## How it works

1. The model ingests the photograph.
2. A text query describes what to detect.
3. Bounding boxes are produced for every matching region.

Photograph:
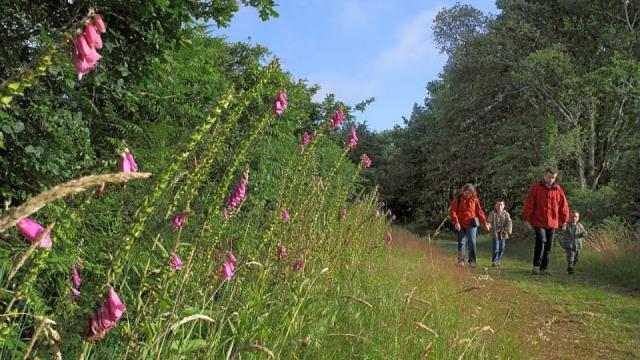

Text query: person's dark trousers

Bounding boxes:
[533,227,555,270]
[563,246,580,267]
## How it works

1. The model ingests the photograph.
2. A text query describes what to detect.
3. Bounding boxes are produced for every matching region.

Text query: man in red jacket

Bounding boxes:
[522,167,570,275]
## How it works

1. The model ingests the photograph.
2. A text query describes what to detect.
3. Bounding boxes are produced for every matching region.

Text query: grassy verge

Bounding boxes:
[433,228,640,359]
[310,227,521,359]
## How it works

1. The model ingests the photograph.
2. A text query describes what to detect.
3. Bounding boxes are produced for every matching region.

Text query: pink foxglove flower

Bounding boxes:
[273,89,288,115]
[331,108,345,129]
[278,245,287,260]
[76,34,93,58]
[349,127,358,149]
[94,15,106,33]
[170,252,183,271]
[73,51,94,81]
[220,261,235,280]
[84,22,103,49]
[75,33,102,65]
[16,217,52,248]
[302,133,312,146]
[119,153,131,173]
[72,16,105,81]
[281,207,290,222]
[226,251,237,264]
[223,208,229,220]
[227,171,249,208]
[87,288,126,341]
[301,132,312,152]
[293,260,304,272]
[172,212,188,229]
[124,148,138,172]
[385,232,393,244]
[72,266,82,289]
[340,209,347,220]
[360,154,372,168]
[71,288,81,297]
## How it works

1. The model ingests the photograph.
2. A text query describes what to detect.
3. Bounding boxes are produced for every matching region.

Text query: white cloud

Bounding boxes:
[372,6,445,72]
[305,71,380,103]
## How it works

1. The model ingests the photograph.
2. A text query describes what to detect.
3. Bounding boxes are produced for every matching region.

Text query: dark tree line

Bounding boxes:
[360,1,640,232]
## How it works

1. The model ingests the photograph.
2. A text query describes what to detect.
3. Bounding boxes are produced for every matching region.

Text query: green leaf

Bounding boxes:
[6,82,20,93]
[184,339,209,353]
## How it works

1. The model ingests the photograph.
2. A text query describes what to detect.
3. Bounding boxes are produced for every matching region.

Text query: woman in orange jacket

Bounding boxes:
[450,183,490,268]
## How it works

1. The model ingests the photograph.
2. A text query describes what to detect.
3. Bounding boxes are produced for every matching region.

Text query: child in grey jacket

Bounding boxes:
[488,200,512,266]
[561,211,587,275]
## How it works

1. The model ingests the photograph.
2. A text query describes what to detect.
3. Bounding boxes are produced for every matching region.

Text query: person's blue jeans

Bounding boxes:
[492,238,506,263]
[457,227,478,264]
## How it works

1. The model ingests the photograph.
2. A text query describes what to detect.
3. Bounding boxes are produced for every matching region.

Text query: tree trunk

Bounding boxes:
[587,114,596,183]
[577,156,587,188]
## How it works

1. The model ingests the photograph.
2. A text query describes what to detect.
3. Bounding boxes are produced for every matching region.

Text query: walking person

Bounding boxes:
[450,183,490,268]
[487,200,512,267]
[561,211,586,275]
[522,167,570,275]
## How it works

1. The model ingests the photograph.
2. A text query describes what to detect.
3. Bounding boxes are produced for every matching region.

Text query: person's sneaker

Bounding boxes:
[541,269,552,275]
[567,267,574,275]
[469,262,477,269]
[491,261,498,267]
[532,266,541,275]
[458,260,465,267]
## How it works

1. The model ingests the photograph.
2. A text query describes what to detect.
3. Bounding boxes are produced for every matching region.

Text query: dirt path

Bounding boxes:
[395,230,639,359]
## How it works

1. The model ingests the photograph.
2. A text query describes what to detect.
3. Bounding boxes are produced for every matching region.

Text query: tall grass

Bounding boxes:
[581,219,640,290]
[0,60,392,359]
[499,219,640,291]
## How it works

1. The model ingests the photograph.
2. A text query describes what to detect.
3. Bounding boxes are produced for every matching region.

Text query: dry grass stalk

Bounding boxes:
[0,172,152,231]
[574,311,596,317]
[403,287,418,321]
[409,296,431,306]
[421,342,433,359]
[22,316,48,360]
[415,322,439,337]
[503,306,512,325]
[469,325,495,334]
[341,295,373,308]
[419,309,432,323]
[169,314,215,332]
[43,325,62,360]
[5,222,55,284]
[236,344,275,358]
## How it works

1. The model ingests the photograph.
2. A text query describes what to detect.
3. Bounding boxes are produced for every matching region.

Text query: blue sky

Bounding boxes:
[212,1,499,131]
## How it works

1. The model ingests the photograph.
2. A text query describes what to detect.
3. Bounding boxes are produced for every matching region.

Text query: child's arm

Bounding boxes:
[577,223,587,239]
[506,213,513,235]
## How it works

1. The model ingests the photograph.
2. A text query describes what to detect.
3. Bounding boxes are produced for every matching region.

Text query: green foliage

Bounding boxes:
[368,1,640,229]
[0,1,278,204]
[0,14,394,358]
